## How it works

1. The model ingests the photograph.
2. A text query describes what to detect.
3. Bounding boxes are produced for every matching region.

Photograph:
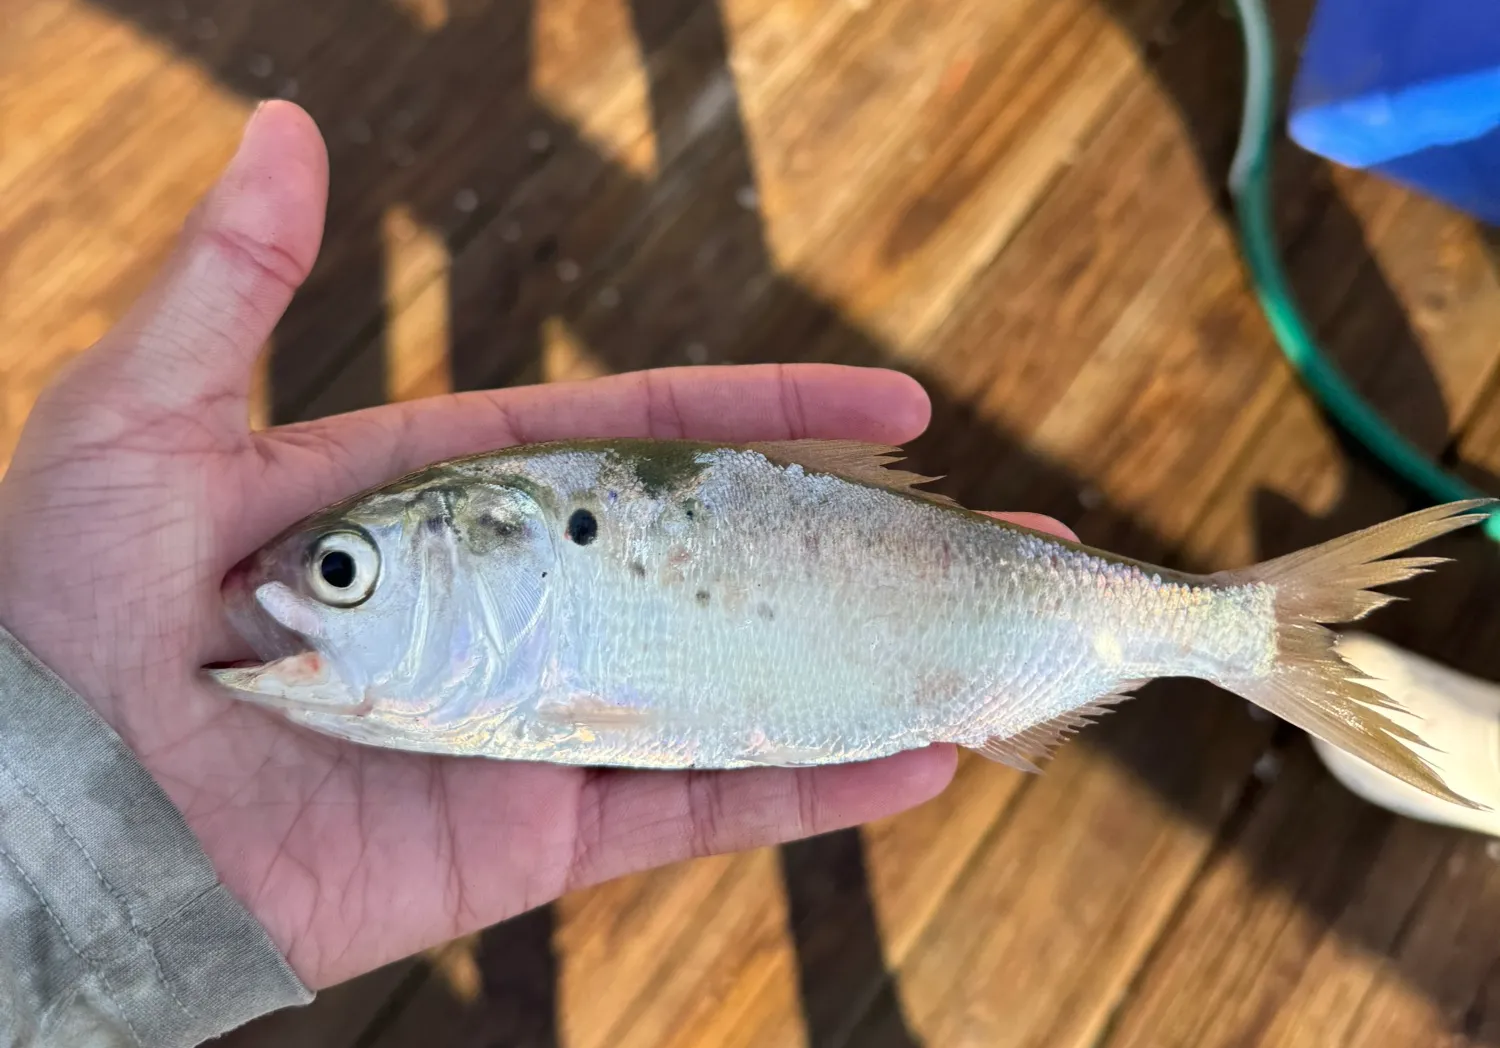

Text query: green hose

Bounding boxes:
[1227,0,1500,541]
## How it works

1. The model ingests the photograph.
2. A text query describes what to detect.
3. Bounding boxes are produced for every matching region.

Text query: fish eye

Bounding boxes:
[321,551,355,588]
[307,531,380,607]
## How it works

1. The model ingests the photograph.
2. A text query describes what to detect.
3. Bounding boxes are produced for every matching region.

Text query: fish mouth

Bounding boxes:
[204,561,369,717]
[205,653,369,716]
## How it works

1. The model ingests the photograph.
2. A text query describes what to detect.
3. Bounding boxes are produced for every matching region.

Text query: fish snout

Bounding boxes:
[219,554,309,661]
[221,558,253,602]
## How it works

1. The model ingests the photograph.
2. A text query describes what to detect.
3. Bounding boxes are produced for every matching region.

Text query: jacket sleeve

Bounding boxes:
[0,625,313,1047]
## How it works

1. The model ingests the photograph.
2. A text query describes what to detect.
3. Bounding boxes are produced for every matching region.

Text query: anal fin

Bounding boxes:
[968,690,1141,773]
[737,741,839,767]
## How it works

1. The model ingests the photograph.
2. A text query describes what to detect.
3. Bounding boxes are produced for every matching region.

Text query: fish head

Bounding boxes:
[208,472,559,744]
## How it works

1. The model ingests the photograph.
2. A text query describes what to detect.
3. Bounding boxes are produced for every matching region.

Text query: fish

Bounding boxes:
[206,437,1496,807]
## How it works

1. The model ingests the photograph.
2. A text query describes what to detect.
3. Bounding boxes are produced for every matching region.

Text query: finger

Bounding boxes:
[58,101,327,433]
[564,745,957,893]
[246,364,932,538]
[266,362,931,478]
[982,510,1078,542]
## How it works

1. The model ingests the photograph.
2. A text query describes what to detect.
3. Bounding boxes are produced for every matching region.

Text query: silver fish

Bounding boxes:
[207,438,1494,807]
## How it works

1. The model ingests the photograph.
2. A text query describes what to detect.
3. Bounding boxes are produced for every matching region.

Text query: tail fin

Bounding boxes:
[1217,499,1497,810]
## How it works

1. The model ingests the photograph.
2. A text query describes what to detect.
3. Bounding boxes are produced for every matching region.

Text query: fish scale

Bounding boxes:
[207,438,1496,808]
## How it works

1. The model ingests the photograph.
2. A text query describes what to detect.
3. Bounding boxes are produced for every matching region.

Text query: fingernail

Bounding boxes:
[228,101,276,158]
[188,102,272,232]
[239,101,271,147]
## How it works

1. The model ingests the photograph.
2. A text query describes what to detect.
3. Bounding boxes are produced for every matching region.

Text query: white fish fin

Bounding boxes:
[537,695,659,729]
[1216,499,1497,810]
[744,440,959,507]
[969,695,1133,772]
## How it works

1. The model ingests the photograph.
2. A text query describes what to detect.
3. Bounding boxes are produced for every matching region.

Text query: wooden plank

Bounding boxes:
[289,0,1030,1033]
[0,38,428,1048]
[1097,751,1500,1048]
[1331,834,1500,1048]
[207,960,419,1048]
[789,1,1500,1044]
[332,0,1224,1041]
[300,0,1175,413]
[289,0,759,416]
[365,852,780,1048]
[356,906,571,1048]
[549,0,1188,385]
[10,0,1500,1046]
[1094,139,1500,1048]
[360,2,1452,1043]
[769,0,1182,351]
[865,690,1263,1048]
[0,0,254,467]
[351,0,1116,1031]
[0,1,172,203]
[539,1,1384,1044]
[1185,178,1500,572]
[696,0,1283,1040]
[0,203,142,467]
[1241,824,1454,1048]
[535,4,1268,1047]
[1097,745,1438,1048]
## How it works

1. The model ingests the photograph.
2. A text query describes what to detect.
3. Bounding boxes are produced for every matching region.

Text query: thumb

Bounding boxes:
[58,101,328,435]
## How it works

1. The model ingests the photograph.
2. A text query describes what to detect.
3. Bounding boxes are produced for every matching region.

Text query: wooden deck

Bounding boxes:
[8,0,1500,1044]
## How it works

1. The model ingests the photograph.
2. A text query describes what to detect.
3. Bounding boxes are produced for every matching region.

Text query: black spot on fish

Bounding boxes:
[695,589,711,605]
[566,509,598,546]
[757,603,775,621]
[424,515,449,534]
[630,560,647,578]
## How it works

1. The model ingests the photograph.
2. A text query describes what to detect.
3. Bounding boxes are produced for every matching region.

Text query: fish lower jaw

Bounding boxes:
[203,650,370,716]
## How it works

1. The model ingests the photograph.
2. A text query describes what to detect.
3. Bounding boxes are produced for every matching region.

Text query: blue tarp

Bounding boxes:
[1289,0,1500,224]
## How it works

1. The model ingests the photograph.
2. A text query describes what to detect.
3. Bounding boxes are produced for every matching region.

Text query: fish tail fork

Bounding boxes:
[1215,499,1498,811]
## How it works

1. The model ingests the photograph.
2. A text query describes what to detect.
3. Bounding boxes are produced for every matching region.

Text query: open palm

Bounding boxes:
[0,102,1067,990]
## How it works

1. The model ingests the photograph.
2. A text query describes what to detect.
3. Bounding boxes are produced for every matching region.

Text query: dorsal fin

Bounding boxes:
[744,439,959,507]
[969,688,1144,772]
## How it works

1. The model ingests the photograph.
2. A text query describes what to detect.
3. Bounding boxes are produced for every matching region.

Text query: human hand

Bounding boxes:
[0,101,1075,989]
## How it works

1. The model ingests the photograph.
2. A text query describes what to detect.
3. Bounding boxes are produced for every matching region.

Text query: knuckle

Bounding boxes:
[202,224,311,300]
[641,370,688,439]
[684,771,724,858]
[565,773,614,892]
[792,769,823,838]
[775,363,808,439]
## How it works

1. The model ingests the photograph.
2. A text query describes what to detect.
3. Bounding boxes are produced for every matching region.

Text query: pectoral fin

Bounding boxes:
[536,695,661,730]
